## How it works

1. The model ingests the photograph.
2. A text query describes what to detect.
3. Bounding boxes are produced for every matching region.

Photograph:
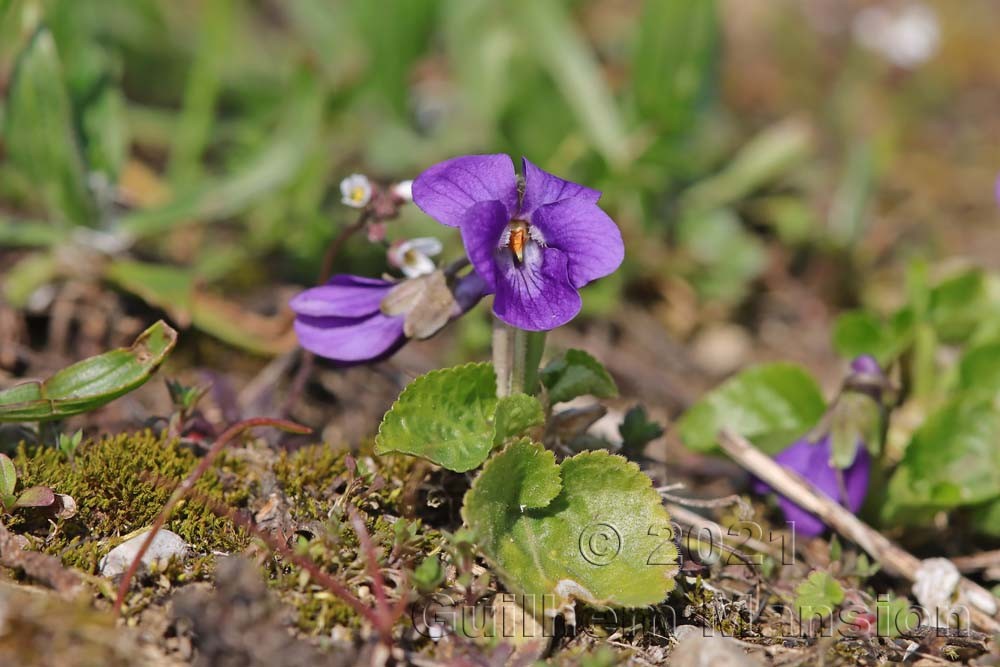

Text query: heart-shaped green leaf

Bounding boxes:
[15,485,55,508]
[376,363,543,472]
[0,320,177,422]
[462,440,678,612]
[678,362,826,454]
[541,349,618,404]
[0,453,16,497]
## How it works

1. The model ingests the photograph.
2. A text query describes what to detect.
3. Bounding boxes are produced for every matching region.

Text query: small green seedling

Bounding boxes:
[0,452,55,513]
[57,429,83,461]
[166,379,209,416]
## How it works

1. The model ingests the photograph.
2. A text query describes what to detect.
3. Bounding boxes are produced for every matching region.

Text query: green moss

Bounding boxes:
[13,430,249,572]
[682,576,757,639]
[268,442,449,635]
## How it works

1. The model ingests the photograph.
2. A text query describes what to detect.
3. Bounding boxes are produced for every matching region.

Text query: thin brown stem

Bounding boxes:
[318,212,369,284]
[112,417,310,616]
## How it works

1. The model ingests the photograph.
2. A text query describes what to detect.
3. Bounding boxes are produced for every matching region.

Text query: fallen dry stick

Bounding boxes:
[718,428,1000,634]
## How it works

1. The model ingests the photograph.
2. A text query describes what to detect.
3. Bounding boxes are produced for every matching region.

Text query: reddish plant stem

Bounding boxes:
[199,491,392,638]
[112,417,310,616]
[318,211,370,284]
[348,505,391,620]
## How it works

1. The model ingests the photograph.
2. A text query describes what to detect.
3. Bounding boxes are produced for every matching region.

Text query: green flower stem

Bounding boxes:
[522,330,547,395]
[492,319,546,397]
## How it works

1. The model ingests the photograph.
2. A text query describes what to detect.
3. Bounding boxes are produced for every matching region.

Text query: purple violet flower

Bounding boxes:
[412,154,624,331]
[754,355,887,537]
[291,271,487,365]
[753,435,871,537]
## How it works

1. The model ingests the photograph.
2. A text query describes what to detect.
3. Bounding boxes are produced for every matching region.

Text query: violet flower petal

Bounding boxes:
[760,435,871,538]
[289,275,392,318]
[452,270,491,312]
[412,154,519,227]
[493,244,582,331]
[530,197,625,289]
[752,437,814,496]
[458,199,509,290]
[519,157,601,217]
[293,313,405,364]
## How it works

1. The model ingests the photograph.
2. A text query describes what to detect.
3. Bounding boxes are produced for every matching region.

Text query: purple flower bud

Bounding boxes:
[412,154,623,331]
[850,354,882,376]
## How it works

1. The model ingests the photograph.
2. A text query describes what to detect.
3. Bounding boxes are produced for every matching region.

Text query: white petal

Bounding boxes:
[403,237,443,257]
[340,173,372,208]
[391,179,414,202]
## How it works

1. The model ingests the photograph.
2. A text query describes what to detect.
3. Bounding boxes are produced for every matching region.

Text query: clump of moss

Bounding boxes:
[681,576,757,639]
[273,440,414,523]
[269,442,449,636]
[13,430,250,571]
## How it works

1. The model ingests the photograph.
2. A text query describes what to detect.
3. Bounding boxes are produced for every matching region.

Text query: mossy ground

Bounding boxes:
[4,430,450,637]
[12,431,250,573]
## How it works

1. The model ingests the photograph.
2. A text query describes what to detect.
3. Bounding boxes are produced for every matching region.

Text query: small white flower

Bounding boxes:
[340,173,373,208]
[391,179,413,202]
[852,3,940,69]
[388,237,443,278]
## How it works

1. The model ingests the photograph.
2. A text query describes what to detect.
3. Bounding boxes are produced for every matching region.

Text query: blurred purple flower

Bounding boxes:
[754,355,887,537]
[753,435,870,537]
[412,154,623,331]
[291,271,487,365]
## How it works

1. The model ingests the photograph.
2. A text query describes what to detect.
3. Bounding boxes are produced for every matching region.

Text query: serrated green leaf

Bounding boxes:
[462,441,678,612]
[493,394,544,447]
[376,363,542,472]
[0,453,16,497]
[15,485,54,508]
[0,320,177,421]
[794,571,844,621]
[883,396,1000,523]
[541,349,618,405]
[678,362,826,454]
[4,28,96,226]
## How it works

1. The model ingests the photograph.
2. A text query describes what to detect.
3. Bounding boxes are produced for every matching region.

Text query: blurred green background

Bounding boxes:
[1,0,998,372]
